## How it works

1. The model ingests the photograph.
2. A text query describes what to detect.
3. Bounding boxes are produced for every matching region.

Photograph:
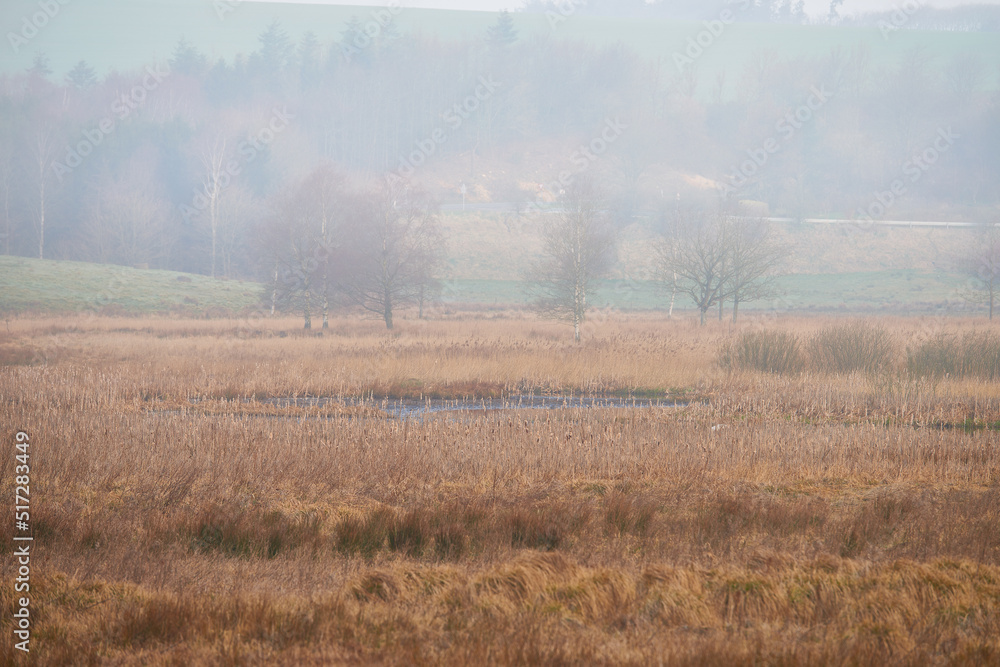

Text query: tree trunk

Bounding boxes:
[2,174,10,255]
[207,176,218,277]
[700,308,706,326]
[270,264,278,316]
[37,180,45,260]
[303,287,312,329]
[383,291,393,330]
[574,245,583,342]
[210,213,217,278]
[202,137,227,279]
[718,297,724,321]
[732,297,740,323]
[668,273,677,318]
[322,286,329,329]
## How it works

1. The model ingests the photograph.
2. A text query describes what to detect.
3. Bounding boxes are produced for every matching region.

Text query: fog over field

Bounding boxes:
[1,0,999,323]
[2,2,1000,665]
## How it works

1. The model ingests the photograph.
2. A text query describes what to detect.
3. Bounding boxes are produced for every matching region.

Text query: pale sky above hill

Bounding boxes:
[246,0,1000,17]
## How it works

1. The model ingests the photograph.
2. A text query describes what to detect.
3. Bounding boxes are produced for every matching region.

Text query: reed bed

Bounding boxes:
[0,313,998,664]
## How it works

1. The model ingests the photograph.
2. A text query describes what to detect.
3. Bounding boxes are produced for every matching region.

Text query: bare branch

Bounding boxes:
[526,178,616,341]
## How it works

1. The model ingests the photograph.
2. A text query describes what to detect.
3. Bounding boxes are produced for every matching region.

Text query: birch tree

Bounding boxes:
[260,185,321,329]
[194,132,229,277]
[30,130,57,259]
[527,180,616,342]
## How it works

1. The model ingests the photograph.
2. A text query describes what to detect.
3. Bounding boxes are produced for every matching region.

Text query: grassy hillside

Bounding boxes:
[4,0,997,93]
[0,256,263,315]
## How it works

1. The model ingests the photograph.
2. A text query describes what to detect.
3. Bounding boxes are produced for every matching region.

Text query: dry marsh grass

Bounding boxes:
[908,331,1000,381]
[1,313,999,664]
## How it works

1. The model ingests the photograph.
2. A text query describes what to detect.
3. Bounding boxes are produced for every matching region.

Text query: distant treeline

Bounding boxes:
[524,0,1000,30]
[0,11,996,281]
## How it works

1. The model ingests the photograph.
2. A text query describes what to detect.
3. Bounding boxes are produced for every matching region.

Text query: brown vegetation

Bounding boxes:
[1,313,998,664]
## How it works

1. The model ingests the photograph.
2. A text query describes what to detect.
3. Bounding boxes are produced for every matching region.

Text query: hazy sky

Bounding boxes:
[247,0,1000,16]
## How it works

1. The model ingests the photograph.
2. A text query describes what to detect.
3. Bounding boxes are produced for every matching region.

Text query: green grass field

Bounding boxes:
[4,0,997,95]
[0,256,263,315]
[1,248,984,319]
[437,270,974,315]
[775,269,972,312]
[0,255,978,318]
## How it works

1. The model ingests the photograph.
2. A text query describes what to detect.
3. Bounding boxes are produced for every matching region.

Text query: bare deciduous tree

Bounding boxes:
[301,164,348,329]
[657,209,730,326]
[215,185,259,279]
[527,180,616,342]
[657,205,787,325]
[257,166,352,329]
[83,159,171,267]
[260,184,324,329]
[724,216,787,322]
[343,178,442,330]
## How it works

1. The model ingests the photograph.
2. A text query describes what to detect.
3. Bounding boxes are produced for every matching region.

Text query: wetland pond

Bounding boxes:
[260,395,694,419]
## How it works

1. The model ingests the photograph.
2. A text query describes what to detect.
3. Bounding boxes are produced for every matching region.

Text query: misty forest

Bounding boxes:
[2,1,1000,328]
